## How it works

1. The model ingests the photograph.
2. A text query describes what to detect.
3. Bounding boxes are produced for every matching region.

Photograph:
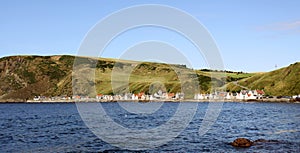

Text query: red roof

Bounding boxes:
[256,90,265,95]
[168,93,175,97]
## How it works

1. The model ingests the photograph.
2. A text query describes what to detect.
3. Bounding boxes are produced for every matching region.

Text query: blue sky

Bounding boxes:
[0,0,299,72]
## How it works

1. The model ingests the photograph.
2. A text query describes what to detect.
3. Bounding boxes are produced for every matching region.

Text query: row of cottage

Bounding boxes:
[95,92,185,101]
[33,92,184,101]
[33,89,266,101]
[194,90,265,100]
[95,90,265,101]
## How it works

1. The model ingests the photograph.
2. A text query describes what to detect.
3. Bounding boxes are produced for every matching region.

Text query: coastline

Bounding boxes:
[0,98,298,103]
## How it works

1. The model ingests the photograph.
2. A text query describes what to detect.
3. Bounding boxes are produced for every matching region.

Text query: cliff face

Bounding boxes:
[1,55,297,101]
[0,55,217,101]
[0,55,74,101]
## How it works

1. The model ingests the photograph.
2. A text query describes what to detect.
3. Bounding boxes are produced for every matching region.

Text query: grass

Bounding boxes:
[225,62,300,96]
[1,55,297,100]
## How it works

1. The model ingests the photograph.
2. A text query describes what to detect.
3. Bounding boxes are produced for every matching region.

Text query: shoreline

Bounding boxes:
[0,98,298,103]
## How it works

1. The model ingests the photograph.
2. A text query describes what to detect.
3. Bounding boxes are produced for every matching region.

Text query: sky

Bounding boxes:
[0,0,299,72]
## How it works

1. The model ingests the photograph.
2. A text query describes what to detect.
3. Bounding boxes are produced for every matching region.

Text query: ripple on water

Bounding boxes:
[0,102,299,152]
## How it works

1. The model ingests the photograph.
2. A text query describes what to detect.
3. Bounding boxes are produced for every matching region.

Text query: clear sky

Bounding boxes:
[0,0,299,72]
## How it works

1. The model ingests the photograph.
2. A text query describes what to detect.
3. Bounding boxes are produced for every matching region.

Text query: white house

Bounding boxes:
[226,93,231,100]
[246,90,257,100]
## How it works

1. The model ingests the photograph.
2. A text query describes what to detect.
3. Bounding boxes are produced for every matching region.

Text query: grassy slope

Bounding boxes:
[0,55,297,101]
[196,70,255,81]
[0,55,226,100]
[0,55,74,100]
[226,62,300,96]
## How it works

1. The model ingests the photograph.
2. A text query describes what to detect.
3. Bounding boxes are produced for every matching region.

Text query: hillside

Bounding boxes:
[0,55,227,101]
[226,62,300,96]
[0,56,73,101]
[1,55,297,101]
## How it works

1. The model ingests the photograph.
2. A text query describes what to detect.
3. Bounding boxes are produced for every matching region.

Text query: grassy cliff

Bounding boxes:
[226,62,300,96]
[0,55,73,101]
[0,55,226,101]
[0,55,297,101]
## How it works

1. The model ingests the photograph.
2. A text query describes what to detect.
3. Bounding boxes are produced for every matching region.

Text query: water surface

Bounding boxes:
[0,102,299,152]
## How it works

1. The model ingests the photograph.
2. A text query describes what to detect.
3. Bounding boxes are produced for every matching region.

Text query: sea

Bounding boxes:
[0,102,299,152]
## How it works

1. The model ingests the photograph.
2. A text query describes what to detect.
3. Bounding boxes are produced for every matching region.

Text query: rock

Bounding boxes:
[230,138,281,148]
[231,138,253,148]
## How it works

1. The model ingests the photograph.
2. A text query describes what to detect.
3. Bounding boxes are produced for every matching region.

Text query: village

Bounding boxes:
[30,89,300,102]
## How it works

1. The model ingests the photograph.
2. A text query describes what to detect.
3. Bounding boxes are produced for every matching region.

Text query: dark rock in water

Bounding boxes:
[230,138,281,148]
[230,138,253,148]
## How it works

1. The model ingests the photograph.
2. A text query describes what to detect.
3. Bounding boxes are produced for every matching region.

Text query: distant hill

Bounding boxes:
[0,55,297,101]
[0,55,73,101]
[226,62,300,96]
[0,55,226,101]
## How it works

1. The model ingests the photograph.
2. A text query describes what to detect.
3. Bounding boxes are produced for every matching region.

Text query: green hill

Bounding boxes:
[0,55,297,101]
[226,62,300,96]
[0,55,227,101]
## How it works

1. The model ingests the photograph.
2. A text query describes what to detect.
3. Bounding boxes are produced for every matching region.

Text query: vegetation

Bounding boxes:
[22,69,36,84]
[226,62,300,96]
[0,55,298,101]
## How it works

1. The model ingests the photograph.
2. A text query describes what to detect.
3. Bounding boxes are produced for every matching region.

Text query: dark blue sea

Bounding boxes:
[0,102,299,152]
